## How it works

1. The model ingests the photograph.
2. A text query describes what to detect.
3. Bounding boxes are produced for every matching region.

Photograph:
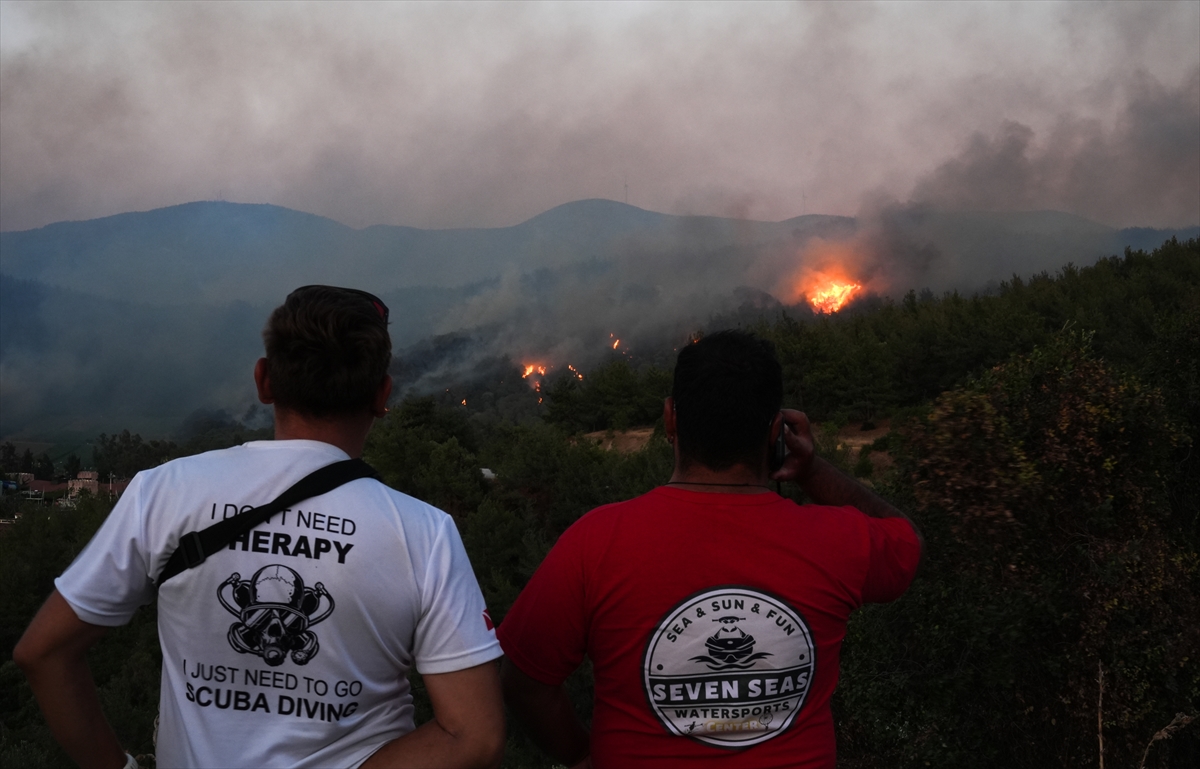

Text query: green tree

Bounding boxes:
[31,453,54,481]
[835,332,1199,768]
[365,397,486,517]
[0,495,161,769]
[544,360,671,433]
[94,430,177,479]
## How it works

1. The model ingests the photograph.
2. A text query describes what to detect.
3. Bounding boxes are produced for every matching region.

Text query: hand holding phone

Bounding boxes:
[770,409,815,482]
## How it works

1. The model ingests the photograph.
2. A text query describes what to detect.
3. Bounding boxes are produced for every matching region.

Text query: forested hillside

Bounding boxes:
[5,199,1195,441]
[2,238,1197,767]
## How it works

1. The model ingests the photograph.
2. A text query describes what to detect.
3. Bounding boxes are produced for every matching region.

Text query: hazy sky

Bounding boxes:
[1,1,1197,232]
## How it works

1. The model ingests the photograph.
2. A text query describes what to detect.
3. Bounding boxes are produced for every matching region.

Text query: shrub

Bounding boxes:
[836,332,1199,767]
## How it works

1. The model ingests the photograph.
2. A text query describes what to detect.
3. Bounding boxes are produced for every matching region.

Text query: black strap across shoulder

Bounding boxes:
[156,458,379,588]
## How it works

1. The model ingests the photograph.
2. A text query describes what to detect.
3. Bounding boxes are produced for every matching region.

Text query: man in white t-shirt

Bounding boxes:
[15,286,505,768]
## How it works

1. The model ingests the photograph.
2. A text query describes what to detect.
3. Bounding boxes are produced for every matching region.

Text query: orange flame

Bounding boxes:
[521,362,552,393]
[521,361,584,391]
[785,239,867,313]
[613,339,620,349]
[807,279,862,313]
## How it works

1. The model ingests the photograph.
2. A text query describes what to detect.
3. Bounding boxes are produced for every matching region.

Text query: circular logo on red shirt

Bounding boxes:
[642,587,815,747]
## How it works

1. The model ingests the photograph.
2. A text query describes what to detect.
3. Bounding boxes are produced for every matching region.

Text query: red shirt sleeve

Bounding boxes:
[497,518,591,685]
[859,516,922,604]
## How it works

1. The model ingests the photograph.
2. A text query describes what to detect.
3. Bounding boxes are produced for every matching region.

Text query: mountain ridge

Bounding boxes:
[7,198,1186,308]
[0,199,855,304]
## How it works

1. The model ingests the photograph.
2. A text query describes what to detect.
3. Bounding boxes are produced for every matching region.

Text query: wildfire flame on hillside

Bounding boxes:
[785,239,870,314]
[806,277,863,313]
[519,343,599,395]
[520,361,583,394]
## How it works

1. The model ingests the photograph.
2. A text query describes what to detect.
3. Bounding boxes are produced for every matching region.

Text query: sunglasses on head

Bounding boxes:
[290,285,389,324]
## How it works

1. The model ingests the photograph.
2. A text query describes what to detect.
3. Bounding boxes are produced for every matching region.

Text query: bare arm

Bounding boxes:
[361,660,505,769]
[500,657,591,769]
[13,590,128,769]
[772,409,923,552]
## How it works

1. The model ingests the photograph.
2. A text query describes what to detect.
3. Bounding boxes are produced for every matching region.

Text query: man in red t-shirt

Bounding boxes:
[498,330,923,768]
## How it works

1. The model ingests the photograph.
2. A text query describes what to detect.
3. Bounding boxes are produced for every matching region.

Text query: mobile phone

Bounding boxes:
[770,413,788,472]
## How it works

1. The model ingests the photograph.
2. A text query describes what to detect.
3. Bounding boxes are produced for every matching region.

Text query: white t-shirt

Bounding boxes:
[56,439,502,768]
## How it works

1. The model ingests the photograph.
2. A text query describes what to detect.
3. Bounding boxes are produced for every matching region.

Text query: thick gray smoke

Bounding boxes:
[396,215,853,395]
[909,68,1200,228]
[791,66,1200,296]
[2,2,1197,231]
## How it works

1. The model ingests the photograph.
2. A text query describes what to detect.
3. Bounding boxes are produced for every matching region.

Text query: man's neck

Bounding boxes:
[667,462,771,494]
[272,408,373,458]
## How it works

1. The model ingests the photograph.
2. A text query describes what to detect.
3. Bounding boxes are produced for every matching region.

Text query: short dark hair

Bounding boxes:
[672,330,783,470]
[263,286,392,418]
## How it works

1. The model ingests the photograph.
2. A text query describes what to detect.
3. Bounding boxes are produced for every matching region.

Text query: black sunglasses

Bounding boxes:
[290,285,389,324]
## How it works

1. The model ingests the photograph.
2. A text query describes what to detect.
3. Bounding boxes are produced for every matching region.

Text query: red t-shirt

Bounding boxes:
[497,486,921,768]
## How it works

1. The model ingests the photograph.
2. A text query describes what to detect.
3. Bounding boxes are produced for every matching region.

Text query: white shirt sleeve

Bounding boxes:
[55,473,156,626]
[411,514,502,674]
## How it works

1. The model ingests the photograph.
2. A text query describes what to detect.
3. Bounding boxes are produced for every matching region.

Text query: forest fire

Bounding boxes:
[806,278,863,313]
[517,352,590,400]
[520,361,582,396]
[785,239,869,314]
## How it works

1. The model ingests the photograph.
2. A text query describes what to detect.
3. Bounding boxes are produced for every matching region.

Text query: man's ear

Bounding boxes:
[662,397,676,443]
[372,375,393,418]
[254,359,274,404]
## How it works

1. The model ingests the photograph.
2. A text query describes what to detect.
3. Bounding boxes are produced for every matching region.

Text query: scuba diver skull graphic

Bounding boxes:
[217,565,335,666]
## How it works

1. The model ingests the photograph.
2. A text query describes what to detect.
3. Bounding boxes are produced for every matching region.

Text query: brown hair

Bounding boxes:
[263,286,392,418]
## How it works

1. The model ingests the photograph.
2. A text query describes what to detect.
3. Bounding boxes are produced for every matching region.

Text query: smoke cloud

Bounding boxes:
[2,1,1197,232]
[909,69,1200,226]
